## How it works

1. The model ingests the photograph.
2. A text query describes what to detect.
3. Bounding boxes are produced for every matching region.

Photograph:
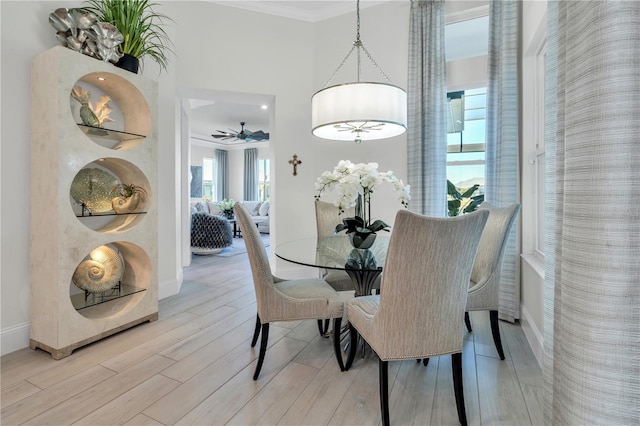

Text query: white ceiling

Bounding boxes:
[207,0,388,23]
[190,1,488,147]
[189,100,271,146]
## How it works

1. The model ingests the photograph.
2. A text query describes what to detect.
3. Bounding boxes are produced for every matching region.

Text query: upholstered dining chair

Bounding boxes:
[464,202,521,360]
[315,200,356,292]
[345,209,489,426]
[234,203,346,380]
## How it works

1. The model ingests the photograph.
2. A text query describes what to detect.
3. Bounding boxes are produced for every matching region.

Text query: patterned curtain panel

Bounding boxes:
[243,148,258,201]
[215,149,228,201]
[544,1,640,424]
[407,0,447,217]
[485,0,520,322]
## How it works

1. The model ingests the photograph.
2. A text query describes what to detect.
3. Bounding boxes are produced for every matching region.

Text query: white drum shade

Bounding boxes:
[312,82,407,142]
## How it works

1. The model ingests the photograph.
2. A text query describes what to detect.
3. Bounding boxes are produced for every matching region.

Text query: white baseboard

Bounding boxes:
[520,302,544,369]
[159,271,183,300]
[1,321,30,356]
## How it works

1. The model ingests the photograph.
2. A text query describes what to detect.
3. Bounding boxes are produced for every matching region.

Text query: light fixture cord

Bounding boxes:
[322,0,393,87]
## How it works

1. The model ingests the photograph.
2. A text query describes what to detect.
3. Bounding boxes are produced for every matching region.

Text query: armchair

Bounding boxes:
[190,211,233,255]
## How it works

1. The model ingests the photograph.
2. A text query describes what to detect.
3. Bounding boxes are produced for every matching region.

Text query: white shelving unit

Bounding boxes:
[30,46,158,359]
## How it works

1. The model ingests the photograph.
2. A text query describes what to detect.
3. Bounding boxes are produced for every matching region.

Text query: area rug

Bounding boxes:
[213,234,270,257]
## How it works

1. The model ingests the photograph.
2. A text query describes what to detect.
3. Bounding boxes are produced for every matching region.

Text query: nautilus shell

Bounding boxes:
[72,245,124,293]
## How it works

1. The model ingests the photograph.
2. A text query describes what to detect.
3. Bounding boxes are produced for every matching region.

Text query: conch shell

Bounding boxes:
[72,245,124,293]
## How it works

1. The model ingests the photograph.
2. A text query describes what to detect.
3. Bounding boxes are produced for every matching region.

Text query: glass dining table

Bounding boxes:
[275,235,391,296]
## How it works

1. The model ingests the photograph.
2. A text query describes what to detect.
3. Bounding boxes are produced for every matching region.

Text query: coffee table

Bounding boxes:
[227,218,241,238]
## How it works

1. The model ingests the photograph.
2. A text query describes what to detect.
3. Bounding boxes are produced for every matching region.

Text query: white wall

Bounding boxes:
[1,1,88,354]
[1,0,544,360]
[0,0,317,353]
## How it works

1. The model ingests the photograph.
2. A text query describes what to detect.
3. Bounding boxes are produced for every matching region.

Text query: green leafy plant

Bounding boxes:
[82,0,174,72]
[447,179,484,217]
[110,183,147,199]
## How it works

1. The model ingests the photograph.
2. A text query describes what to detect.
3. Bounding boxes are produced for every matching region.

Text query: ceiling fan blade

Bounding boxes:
[248,130,269,141]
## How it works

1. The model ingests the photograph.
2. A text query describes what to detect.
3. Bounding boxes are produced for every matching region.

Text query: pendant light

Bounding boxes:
[311,0,407,144]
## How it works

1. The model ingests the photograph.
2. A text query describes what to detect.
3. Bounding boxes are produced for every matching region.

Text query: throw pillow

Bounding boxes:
[207,202,222,216]
[195,201,208,213]
[251,202,263,216]
[259,201,270,216]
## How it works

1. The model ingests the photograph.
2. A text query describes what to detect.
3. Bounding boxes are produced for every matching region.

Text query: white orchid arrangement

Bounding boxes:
[315,160,411,236]
[218,198,235,217]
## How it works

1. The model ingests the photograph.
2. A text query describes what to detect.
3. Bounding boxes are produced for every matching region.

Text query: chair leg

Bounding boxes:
[451,352,467,426]
[251,315,261,348]
[324,319,330,335]
[332,317,345,371]
[490,310,505,360]
[253,323,269,380]
[379,358,390,426]
[317,320,325,337]
[464,311,472,333]
[422,358,429,366]
[345,323,358,371]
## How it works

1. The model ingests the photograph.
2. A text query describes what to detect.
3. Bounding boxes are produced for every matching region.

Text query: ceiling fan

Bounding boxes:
[211,122,269,142]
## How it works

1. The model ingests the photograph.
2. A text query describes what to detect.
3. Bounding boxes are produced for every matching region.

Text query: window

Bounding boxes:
[446,87,486,197]
[202,157,215,201]
[534,45,546,257]
[258,158,270,202]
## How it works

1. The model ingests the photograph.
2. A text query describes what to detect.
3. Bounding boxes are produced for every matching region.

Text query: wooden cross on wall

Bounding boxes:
[288,154,302,176]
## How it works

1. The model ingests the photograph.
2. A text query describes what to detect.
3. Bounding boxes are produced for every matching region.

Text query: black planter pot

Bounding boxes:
[115,53,140,74]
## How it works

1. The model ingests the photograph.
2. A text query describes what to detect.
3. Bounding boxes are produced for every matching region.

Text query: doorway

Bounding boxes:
[179,88,275,267]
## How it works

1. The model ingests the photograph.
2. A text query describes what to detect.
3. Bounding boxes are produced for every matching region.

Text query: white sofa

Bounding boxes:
[191,200,270,234]
[238,201,270,234]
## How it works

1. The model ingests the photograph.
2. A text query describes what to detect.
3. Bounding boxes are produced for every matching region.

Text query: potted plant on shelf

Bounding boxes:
[110,183,147,213]
[315,160,411,249]
[81,0,174,73]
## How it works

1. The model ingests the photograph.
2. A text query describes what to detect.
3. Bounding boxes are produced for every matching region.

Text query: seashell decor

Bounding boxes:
[72,245,125,293]
[49,7,123,63]
[70,167,118,213]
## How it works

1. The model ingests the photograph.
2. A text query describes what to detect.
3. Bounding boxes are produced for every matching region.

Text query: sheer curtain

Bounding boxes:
[485,0,520,322]
[243,147,258,201]
[544,1,640,424]
[407,0,447,217]
[215,149,228,201]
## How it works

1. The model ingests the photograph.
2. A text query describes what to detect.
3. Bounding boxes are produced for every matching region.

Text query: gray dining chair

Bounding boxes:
[345,209,489,426]
[234,203,346,379]
[315,200,356,292]
[465,202,521,360]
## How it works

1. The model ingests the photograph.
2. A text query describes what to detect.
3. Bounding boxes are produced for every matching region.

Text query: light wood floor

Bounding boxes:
[1,249,543,425]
